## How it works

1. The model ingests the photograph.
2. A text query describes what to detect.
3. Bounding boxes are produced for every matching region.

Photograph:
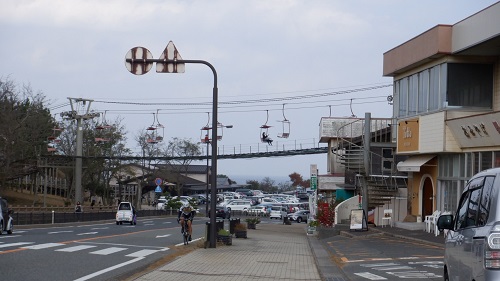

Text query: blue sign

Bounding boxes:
[155,186,162,193]
[155,178,162,185]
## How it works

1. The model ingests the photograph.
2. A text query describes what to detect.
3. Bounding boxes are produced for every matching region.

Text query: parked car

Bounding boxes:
[288,210,310,223]
[209,205,230,219]
[156,198,167,210]
[190,194,206,205]
[247,205,268,216]
[225,200,252,213]
[269,205,287,219]
[436,167,500,281]
[116,202,136,225]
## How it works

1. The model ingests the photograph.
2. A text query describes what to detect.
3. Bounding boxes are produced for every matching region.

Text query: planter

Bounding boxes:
[235,230,247,238]
[217,234,232,245]
[307,226,317,235]
[247,223,256,229]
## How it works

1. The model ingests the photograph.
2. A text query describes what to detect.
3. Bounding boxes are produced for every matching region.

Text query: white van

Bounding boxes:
[437,167,500,281]
[269,205,287,219]
[225,200,252,213]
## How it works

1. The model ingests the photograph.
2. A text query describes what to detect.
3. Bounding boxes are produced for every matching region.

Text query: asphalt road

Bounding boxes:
[325,232,445,280]
[0,216,209,281]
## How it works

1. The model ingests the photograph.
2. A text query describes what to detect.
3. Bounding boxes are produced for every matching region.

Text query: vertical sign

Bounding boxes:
[310,164,317,190]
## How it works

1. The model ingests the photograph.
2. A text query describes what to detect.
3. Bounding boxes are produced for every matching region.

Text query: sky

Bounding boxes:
[1,0,498,184]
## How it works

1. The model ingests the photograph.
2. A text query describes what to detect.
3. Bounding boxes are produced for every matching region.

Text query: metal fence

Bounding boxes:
[12,209,178,225]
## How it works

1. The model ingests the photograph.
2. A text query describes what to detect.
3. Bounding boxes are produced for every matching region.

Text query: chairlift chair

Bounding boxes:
[277,104,290,138]
[260,110,273,143]
[200,112,211,143]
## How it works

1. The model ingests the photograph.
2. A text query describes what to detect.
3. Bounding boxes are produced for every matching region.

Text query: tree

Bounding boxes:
[260,177,276,193]
[246,180,259,190]
[158,137,202,196]
[0,77,53,192]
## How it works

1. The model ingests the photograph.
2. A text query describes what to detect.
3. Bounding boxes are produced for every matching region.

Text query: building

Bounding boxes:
[383,2,500,221]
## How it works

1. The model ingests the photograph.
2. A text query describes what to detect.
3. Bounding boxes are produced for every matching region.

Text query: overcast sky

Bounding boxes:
[1,0,497,183]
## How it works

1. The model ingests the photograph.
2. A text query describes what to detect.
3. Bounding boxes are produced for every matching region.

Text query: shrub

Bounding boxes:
[234,223,247,231]
[218,229,230,236]
[245,217,261,224]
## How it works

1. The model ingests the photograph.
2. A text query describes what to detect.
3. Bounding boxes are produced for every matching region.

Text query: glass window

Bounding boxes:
[409,74,418,115]
[455,190,470,229]
[447,63,493,108]
[418,70,429,113]
[478,176,494,226]
[429,65,440,111]
[481,151,492,171]
[399,78,408,117]
[495,151,500,167]
[467,187,481,227]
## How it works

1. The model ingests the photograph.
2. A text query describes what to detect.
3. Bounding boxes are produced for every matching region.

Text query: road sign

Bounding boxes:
[311,176,317,190]
[155,178,162,186]
[125,47,153,75]
[156,41,185,73]
[155,186,162,193]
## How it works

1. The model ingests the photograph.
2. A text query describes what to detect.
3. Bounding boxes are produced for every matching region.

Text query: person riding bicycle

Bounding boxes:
[177,202,196,241]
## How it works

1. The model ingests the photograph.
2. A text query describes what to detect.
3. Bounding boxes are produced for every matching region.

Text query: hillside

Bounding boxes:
[0,188,67,207]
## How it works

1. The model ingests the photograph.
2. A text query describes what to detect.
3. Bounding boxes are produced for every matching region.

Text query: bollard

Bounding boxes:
[52,210,55,224]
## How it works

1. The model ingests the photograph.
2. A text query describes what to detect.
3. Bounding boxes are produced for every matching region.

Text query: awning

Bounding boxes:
[397,155,436,172]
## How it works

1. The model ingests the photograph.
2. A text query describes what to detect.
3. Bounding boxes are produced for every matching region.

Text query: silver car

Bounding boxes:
[437,167,500,281]
[288,210,310,223]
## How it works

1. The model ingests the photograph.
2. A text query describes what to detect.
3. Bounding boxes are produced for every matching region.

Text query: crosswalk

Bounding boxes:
[0,241,169,258]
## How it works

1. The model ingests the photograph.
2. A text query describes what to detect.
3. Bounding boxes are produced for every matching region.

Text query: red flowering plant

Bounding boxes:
[316,200,339,227]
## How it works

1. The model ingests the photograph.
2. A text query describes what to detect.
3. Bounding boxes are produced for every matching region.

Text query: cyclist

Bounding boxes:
[177,202,196,241]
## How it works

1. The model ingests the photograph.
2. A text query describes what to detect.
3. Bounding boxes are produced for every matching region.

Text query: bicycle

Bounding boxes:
[181,219,191,245]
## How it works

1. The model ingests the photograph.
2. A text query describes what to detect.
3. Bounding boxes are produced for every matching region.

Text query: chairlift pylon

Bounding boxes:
[277,104,290,138]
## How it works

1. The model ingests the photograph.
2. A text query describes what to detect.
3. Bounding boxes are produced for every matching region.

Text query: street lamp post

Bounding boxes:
[125,42,220,248]
[205,139,210,217]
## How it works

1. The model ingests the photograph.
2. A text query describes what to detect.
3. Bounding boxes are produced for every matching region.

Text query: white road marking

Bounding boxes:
[175,237,202,247]
[90,247,128,255]
[126,249,160,257]
[76,241,169,251]
[90,227,109,230]
[77,232,98,236]
[55,245,97,252]
[0,242,34,248]
[23,243,65,250]
[387,271,442,278]
[354,272,387,280]
[73,257,144,281]
[48,231,74,234]
[155,234,171,238]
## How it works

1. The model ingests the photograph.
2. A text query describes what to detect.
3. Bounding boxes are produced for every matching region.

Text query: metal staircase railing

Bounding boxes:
[332,118,405,208]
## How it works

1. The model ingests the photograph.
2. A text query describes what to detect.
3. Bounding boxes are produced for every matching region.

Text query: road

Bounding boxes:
[0,216,209,281]
[325,232,444,280]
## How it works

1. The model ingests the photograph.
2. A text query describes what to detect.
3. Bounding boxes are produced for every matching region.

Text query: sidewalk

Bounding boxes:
[129,221,444,281]
[131,222,322,281]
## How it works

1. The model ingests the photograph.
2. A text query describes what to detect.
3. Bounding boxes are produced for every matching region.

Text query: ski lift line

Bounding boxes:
[92,84,392,106]
[95,99,389,116]
[89,82,391,101]
[88,95,389,114]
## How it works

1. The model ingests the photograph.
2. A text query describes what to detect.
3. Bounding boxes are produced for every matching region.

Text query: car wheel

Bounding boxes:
[119,222,123,225]
[297,217,302,223]
[444,268,449,281]
[116,221,119,225]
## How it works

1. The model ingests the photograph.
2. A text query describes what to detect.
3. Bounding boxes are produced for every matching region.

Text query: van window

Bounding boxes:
[478,176,494,226]
[455,176,495,229]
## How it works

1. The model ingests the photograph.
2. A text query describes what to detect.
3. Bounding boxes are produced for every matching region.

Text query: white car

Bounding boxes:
[156,198,167,210]
[116,202,136,225]
[269,205,288,219]
[224,200,252,213]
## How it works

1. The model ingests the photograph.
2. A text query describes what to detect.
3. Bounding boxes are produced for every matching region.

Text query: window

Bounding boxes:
[478,176,494,226]
[447,63,493,108]
[455,190,471,229]
[382,148,394,171]
[394,62,493,118]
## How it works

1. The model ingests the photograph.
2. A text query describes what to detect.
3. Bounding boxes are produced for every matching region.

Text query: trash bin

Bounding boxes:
[216,219,224,232]
[229,218,240,234]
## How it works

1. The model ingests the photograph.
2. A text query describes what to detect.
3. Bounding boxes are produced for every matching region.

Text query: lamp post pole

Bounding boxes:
[125,44,219,248]
[206,140,210,217]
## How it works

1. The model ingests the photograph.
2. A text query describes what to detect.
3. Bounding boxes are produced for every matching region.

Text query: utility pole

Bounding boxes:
[60,98,99,204]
